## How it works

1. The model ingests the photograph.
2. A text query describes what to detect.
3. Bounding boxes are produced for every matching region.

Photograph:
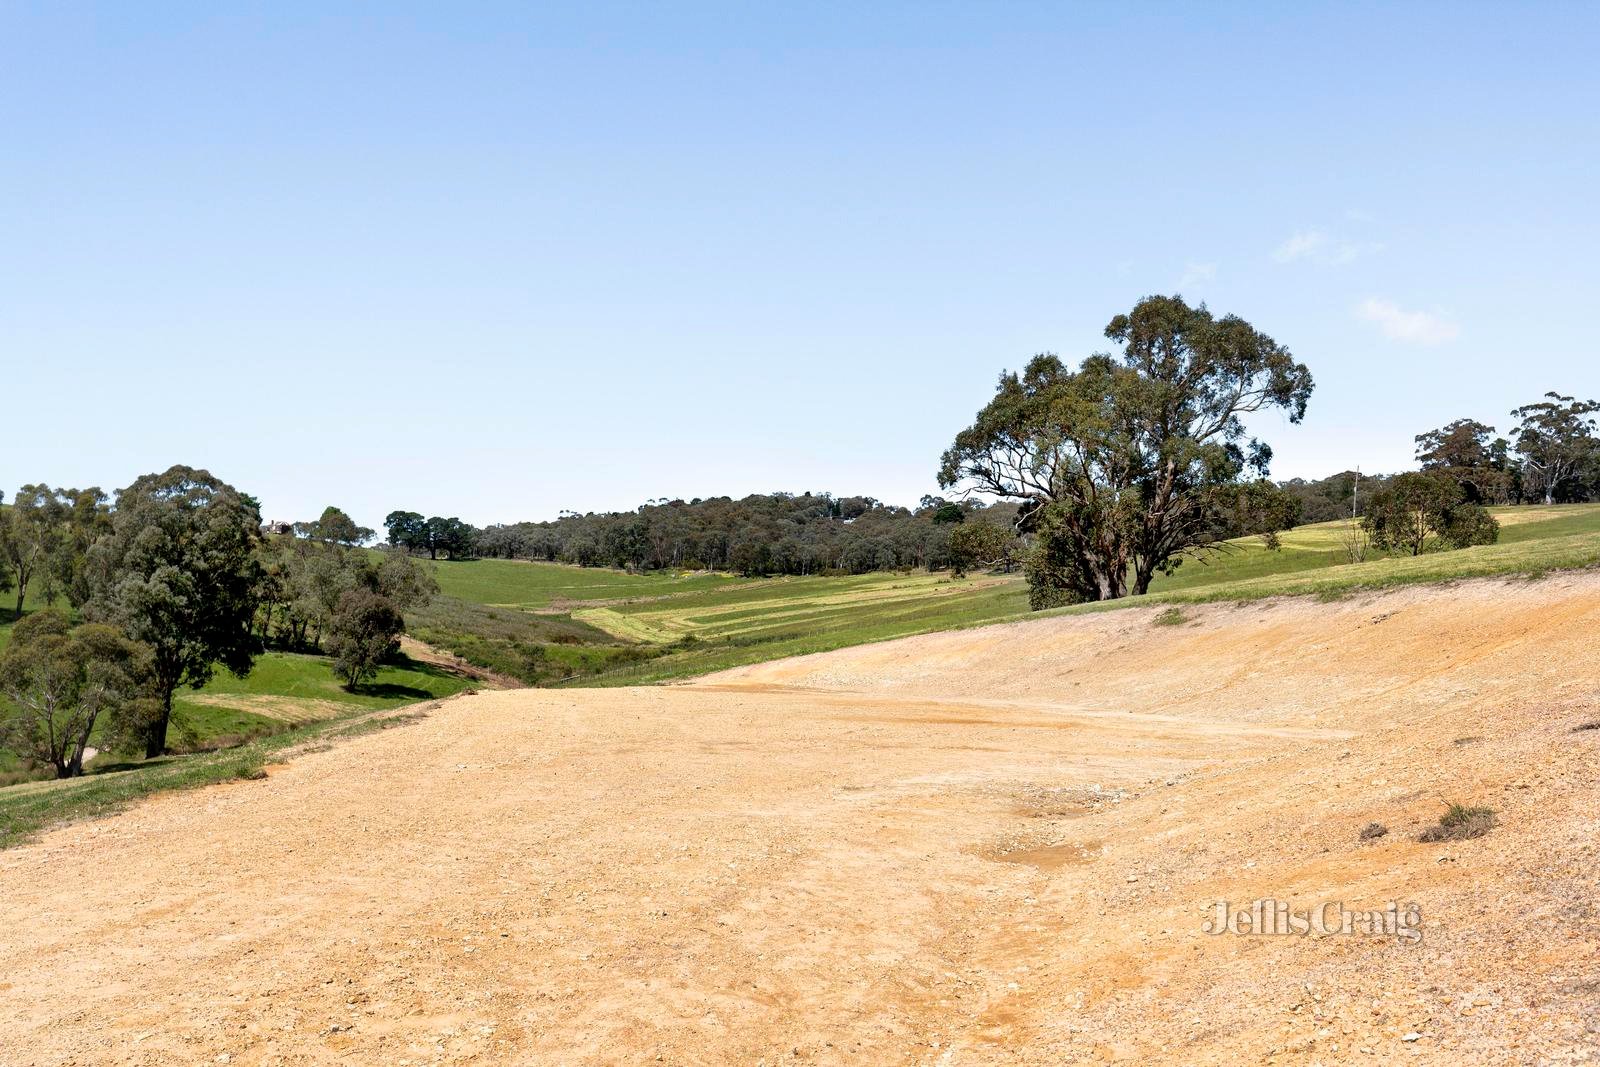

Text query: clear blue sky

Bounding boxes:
[4,3,1596,530]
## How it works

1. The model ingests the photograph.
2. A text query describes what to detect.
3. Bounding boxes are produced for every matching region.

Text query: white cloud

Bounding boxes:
[1273,226,1381,265]
[1177,261,1217,288]
[1326,242,1364,265]
[1274,229,1329,263]
[1355,298,1460,345]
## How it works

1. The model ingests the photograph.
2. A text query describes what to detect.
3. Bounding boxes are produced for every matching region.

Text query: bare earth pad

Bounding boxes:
[2,573,1599,1063]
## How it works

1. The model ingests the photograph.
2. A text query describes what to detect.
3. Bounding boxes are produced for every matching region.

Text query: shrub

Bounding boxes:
[1417,803,1496,842]
[1362,472,1500,556]
[326,589,406,690]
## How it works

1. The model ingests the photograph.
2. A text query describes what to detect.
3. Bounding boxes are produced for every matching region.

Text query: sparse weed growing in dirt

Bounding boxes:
[1572,721,1600,732]
[1152,607,1189,627]
[1418,803,1496,842]
[370,710,430,730]
[1359,822,1388,840]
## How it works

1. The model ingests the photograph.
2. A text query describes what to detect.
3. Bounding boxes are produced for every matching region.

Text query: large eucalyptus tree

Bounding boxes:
[939,295,1313,604]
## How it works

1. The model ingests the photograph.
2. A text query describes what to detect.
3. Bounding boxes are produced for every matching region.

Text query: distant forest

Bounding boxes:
[390,479,1351,577]
[392,494,1026,576]
[377,378,1600,580]
[386,404,1600,579]
[380,473,1377,576]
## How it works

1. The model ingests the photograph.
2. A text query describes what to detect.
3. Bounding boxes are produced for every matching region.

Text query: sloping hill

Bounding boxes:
[408,503,1600,688]
[1,574,1597,1063]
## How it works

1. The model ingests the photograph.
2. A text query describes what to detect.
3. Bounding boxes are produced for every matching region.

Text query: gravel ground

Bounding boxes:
[1,573,1598,1065]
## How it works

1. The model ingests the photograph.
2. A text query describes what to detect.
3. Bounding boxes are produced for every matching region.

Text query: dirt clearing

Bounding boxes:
[398,636,521,689]
[2,574,1599,1064]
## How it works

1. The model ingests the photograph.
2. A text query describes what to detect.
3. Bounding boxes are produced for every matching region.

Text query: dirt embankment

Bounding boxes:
[398,636,522,690]
[1,574,1598,1064]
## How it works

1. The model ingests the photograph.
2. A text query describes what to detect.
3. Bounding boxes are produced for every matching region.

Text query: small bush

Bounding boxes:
[1027,586,1081,611]
[1573,721,1600,733]
[1359,821,1388,841]
[1418,803,1496,842]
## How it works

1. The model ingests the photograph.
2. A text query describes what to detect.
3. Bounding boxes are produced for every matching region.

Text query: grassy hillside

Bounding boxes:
[400,560,749,683]
[409,504,1600,687]
[571,571,1028,685]
[422,558,742,608]
[1131,503,1598,600]
[405,556,1028,686]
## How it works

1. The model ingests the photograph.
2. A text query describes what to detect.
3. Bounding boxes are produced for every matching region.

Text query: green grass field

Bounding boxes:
[401,557,768,683]
[1143,504,1600,597]
[415,503,1600,687]
[400,554,1032,686]
[169,652,473,737]
[420,556,744,609]
[563,570,1028,685]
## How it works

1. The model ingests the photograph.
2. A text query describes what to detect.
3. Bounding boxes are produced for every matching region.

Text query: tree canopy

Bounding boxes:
[939,295,1312,603]
[255,525,436,654]
[0,485,64,617]
[384,511,477,560]
[0,612,144,778]
[297,506,374,546]
[427,493,1020,576]
[86,466,263,757]
[946,519,1016,578]
[1415,419,1514,504]
[1362,471,1500,556]
[326,588,407,690]
[1511,393,1599,505]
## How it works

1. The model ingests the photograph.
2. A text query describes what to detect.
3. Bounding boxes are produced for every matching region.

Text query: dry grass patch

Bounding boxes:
[1418,803,1497,842]
[184,694,351,725]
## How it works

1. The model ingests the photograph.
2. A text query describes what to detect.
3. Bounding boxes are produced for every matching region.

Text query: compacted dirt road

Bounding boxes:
[2,574,1599,1064]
